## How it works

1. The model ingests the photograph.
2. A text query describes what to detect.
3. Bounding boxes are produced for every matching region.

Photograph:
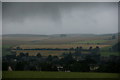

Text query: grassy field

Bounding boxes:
[2,71,120,78]
[72,40,108,44]
[3,43,117,57]
[100,52,119,56]
[3,43,113,57]
[3,34,115,45]
[14,44,112,56]
[2,34,118,57]
[2,45,14,56]
[14,47,119,57]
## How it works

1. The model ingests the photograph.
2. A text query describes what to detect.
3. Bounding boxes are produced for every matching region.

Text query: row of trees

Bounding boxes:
[3,51,120,73]
[2,53,94,72]
[3,43,120,73]
[14,46,100,51]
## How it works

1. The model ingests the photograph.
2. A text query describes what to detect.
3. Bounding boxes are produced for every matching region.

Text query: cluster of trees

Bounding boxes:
[3,45,120,73]
[2,53,94,72]
[2,52,120,73]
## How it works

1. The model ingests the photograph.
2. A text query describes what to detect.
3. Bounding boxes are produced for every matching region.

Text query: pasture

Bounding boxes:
[2,71,120,78]
[72,40,108,44]
[2,44,14,56]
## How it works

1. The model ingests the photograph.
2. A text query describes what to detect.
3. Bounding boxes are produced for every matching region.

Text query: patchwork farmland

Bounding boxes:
[12,44,111,56]
[2,34,120,79]
[2,34,118,57]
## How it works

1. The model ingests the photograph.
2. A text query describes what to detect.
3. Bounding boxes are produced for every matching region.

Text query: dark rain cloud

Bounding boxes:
[2,2,118,34]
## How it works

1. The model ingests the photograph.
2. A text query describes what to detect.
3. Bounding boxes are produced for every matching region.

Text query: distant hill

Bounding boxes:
[2,33,118,38]
[2,34,48,37]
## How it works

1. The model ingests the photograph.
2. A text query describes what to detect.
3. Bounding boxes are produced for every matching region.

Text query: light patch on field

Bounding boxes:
[72,40,108,44]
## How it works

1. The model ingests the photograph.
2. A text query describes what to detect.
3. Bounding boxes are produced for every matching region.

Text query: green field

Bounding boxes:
[2,71,120,78]
[100,52,119,56]
[2,45,14,56]
[72,40,108,44]
[100,46,120,56]
[2,34,117,57]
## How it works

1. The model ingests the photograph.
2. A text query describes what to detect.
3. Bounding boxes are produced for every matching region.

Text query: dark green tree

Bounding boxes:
[36,53,42,58]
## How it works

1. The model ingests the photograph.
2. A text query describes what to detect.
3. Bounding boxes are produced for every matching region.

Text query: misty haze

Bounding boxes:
[2,2,120,79]
[2,2,118,35]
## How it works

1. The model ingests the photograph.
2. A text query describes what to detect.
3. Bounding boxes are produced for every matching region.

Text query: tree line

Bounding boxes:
[3,43,120,73]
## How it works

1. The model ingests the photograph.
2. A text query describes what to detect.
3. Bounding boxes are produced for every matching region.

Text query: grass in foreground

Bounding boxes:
[2,71,120,78]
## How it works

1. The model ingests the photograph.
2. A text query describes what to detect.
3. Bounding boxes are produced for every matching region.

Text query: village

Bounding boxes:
[2,45,120,73]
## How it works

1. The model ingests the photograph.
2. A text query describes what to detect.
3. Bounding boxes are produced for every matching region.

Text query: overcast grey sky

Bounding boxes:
[2,2,118,35]
[0,2,1,31]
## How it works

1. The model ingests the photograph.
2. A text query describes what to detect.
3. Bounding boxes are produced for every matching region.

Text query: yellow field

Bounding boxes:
[3,34,118,57]
[13,44,111,56]
[15,50,74,56]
